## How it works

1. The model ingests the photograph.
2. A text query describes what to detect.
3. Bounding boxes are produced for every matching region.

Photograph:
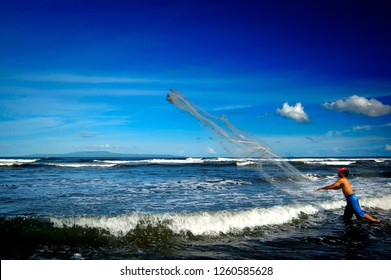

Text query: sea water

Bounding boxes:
[0,156,390,259]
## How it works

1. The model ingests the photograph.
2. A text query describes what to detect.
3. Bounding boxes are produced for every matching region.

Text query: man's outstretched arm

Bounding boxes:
[316,180,342,191]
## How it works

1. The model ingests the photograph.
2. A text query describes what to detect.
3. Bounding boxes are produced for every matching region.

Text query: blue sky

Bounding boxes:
[1,0,391,157]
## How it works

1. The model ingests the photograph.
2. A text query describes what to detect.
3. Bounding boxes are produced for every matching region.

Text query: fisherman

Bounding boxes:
[317,167,380,223]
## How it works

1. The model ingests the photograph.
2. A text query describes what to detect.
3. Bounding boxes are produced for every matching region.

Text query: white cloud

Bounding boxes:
[276,102,310,123]
[322,95,391,117]
[386,144,391,151]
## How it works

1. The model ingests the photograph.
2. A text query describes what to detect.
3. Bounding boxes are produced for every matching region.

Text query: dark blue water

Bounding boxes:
[1,157,390,259]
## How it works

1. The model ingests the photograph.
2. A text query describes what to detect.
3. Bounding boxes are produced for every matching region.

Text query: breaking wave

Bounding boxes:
[0,159,39,167]
[49,195,391,237]
[1,157,389,169]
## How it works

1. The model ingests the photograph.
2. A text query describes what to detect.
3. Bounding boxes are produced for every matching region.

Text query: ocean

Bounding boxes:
[0,156,390,260]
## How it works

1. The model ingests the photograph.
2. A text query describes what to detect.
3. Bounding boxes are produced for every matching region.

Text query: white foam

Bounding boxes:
[207,157,255,163]
[62,158,208,167]
[51,215,140,236]
[319,195,391,211]
[50,204,319,237]
[87,157,391,167]
[96,157,245,166]
[51,193,391,237]
[303,159,356,166]
[46,163,117,168]
[0,159,38,166]
[361,195,391,210]
[236,160,256,166]
[303,173,322,181]
[320,200,345,210]
[102,158,206,165]
[214,157,237,162]
[290,157,390,165]
[94,160,134,164]
[144,158,205,164]
[373,158,390,163]
[168,205,319,235]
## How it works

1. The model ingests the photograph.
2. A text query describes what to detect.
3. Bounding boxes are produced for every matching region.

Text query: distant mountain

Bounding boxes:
[25,151,175,158]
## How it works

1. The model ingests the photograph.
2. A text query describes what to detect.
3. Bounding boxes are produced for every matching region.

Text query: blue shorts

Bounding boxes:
[344,194,366,220]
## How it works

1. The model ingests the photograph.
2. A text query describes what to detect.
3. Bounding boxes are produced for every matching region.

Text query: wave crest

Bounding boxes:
[51,204,319,237]
[49,195,391,237]
[0,159,38,167]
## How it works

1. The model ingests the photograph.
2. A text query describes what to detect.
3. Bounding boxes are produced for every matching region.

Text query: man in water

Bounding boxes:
[317,167,380,223]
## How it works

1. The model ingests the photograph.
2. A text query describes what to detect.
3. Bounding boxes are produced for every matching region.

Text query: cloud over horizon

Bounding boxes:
[276,102,310,123]
[322,95,391,117]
